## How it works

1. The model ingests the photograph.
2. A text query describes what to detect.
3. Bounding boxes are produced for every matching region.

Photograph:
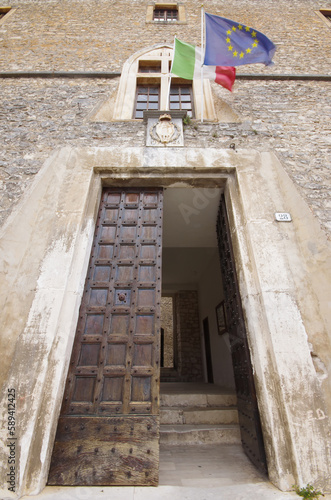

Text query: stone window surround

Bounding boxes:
[146,2,186,24]
[112,44,216,121]
[1,146,330,496]
[315,9,331,27]
[0,6,16,26]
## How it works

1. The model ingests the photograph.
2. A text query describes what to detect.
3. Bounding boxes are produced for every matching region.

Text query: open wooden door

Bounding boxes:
[48,187,163,486]
[216,194,268,475]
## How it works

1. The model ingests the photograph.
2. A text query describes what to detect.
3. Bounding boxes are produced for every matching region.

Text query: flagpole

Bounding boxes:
[201,5,204,123]
[167,36,176,111]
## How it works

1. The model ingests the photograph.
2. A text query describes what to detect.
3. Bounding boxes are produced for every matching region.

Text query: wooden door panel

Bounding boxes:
[48,188,163,486]
[216,194,267,475]
[49,416,159,486]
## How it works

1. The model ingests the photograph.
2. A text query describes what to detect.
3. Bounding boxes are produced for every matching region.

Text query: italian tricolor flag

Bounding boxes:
[171,38,236,91]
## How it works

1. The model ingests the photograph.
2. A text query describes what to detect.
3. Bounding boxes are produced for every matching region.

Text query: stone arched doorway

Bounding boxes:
[1,147,330,497]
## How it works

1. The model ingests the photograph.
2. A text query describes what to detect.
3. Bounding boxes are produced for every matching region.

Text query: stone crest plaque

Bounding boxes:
[145,111,184,147]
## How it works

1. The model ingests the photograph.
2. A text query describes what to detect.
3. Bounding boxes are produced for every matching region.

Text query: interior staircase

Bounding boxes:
[160,382,241,445]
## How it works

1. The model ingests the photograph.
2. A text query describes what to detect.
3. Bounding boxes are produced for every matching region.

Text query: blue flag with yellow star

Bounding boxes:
[204,13,276,67]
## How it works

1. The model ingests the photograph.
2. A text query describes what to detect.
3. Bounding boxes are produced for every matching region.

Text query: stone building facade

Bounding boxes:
[0,0,330,497]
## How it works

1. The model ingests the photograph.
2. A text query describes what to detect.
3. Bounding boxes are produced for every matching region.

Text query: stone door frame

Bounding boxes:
[0,146,330,498]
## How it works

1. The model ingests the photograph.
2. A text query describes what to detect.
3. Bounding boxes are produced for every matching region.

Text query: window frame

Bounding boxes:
[315,9,331,27]
[146,3,186,24]
[169,83,195,118]
[109,45,216,122]
[138,60,162,73]
[0,7,15,26]
[153,7,178,22]
[134,83,161,119]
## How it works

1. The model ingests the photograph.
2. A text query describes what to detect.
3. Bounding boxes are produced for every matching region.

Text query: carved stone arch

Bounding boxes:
[113,44,173,120]
[93,43,239,122]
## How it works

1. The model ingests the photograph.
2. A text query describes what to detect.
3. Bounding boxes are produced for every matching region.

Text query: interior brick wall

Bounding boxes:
[175,291,203,382]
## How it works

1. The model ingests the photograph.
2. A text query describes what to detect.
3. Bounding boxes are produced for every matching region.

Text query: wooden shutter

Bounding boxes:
[48,187,163,486]
[216,194,268,474]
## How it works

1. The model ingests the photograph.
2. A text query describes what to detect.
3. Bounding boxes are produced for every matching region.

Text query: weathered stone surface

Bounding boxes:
[0,0,330,74]
[0,0,330,235]
[0,78,330,235]
[0,1,330,497]
[0,147,330,497]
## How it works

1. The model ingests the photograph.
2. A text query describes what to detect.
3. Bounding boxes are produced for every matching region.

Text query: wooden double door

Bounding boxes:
[48,187,267,486]
[48,188,163,486]
[217,194,267,474]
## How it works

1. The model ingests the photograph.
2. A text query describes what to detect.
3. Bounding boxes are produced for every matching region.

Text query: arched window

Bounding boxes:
[112,45,217,121]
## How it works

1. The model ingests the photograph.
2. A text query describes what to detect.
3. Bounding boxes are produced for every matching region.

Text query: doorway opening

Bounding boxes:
[48,185,267,487]
[161,187,235,388]
[160,187,267,475]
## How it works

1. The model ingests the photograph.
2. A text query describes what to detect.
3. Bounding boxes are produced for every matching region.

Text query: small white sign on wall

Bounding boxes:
[275,212,292,222]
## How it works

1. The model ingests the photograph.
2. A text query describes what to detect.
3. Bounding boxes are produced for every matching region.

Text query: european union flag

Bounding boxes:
[204,13,276,67]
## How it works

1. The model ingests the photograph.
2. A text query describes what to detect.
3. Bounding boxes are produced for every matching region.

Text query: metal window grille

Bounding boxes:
[153,8,178,22]
[134,85,160,119]
[169,85,194,118]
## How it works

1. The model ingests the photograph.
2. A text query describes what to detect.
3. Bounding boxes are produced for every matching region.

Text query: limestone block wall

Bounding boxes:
[0,147,330,495]
[175,291,203,381]
[0,0,330,235]
[0,0,330,494]
[0,0,330,73]
[1,78,330,234]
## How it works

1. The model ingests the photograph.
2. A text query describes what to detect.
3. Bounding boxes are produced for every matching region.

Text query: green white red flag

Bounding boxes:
[171,38,236,92]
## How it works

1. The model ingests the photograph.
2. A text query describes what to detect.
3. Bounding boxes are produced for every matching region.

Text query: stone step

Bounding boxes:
[160,406,239,425]
[160,370,179,383]
[160,424,241,445]
[160,392,237,408]
[160,376,182,383]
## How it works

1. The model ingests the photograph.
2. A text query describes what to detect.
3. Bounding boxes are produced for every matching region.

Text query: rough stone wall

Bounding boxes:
[175,291,203,382]
[0,0,330,234]
[1,78,330,232]
[161,296,174,368]
[1,0,330,73]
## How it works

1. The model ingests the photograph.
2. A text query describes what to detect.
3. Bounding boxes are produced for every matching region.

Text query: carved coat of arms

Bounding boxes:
[150,114,180,145]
